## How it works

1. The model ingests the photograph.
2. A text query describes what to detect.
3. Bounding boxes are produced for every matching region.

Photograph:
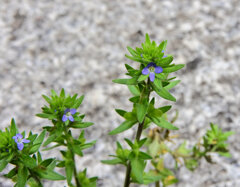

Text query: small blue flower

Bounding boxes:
[62,108,76,122]
[142,62,163,82]
[12,133,30,151]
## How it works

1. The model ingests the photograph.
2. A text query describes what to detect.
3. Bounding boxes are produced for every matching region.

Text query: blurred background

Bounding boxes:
[0,0,239,186]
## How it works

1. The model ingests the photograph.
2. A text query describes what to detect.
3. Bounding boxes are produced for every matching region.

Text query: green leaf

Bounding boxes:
[112,77,138,85]
[43,133,60,146]
[162,64,185,73]
[42,144,61,151]
[138,74,149,82]
[21,155,37,169]
[125,54,143,63]
[10,118,18,137]
[148,139,160,157]
[125,64,135,71]
[145,33,151,45]
[131,158,144,183]
[164,80,181,90]
[148,116,178,130]
[129,96,140,103]
[139,152,152,160]
[101,158,123,165]
[127,46,138,56]
[109,120,137,135]
[115,109,127,117]
[37,168,65,180]
[42,95,52,104]
[65,160,74,185]
[0,159,8,172]
[218,152,231,157]
[138,138,148,147]
[69,122,94,129]
[56,161,65,168]
[17,165,28,187]
[79,140,97,150]
[185,158,198,171]
[72,95,84,109]
[153,86,176,102]
[72,145,83,156]
[124,110,137,121]
[124,138,134,148]
[158,40,168,51]
[60,88,65,97]
[29,130,46,154]
[37,152,42,164]
[40,158,55,167]
[158,56,173,66]
[136,102,148,123]
[36,113,55,120]
[4,167,17,178]
[128,85,140,96]
[175,142,191,157]
[158,105,172,113]
[143,172,162,185]
[47,160,57,170]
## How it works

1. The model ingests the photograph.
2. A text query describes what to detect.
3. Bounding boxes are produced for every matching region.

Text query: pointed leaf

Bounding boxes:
[29,130,46,154]
[131,158,144,183]
[164,80,181,90]
[72,95,84,108]
[148,116,178,130]
[127,46,138,56]
[17,165,28,187]
[158,105,172,113]
[138,74,149,82]
[0,159,8,172]
[128,85,140,96]
[112,77,138,85]
[69,122,94,129]
[136,102,148,123]
[115,109,127,117]
[37,168,65,180]
[101,158,123,165]
[163,64,185,73]
[21,155,37,169]
[109,120,137,135]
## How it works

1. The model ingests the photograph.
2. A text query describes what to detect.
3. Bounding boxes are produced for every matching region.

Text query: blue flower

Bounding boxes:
[12,133,30,151]
[62,108,76,122]
[142,62,163,82]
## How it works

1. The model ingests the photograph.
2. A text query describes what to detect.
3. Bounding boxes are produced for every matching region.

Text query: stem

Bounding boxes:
[123,79,151,187]
[124,120,145,187]
[124,162,131,187]
[155,181,160,187]
[64,128,81,187]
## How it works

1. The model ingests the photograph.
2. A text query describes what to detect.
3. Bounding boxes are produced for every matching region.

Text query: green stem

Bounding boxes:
[64,128,81,187]
[123,79,151,187]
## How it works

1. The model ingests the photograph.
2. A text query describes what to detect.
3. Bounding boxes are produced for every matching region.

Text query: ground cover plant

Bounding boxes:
[0,34,233,187]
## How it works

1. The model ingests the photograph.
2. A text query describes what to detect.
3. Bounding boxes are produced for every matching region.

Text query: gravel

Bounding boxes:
[0,0,239,186]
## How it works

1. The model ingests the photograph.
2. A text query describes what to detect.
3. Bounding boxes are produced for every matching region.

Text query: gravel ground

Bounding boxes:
[0,0,240,186]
